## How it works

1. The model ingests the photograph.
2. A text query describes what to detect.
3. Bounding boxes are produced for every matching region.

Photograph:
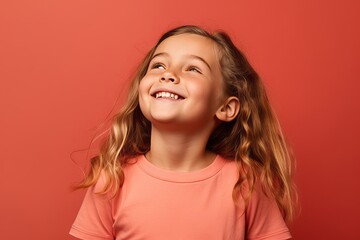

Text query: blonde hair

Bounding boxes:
[76,25,297,222]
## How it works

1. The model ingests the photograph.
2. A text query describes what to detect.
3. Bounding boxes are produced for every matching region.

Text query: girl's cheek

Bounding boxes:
[139,75,151,88]
[141,74,155,85]
[138,79,148,100]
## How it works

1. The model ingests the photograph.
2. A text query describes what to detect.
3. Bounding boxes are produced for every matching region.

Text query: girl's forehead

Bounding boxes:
[153,34,220,62]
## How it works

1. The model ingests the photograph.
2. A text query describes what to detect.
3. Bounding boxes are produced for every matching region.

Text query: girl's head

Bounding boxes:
[124,25,264,159]
[82,25,297,222]
[138,32,240,138]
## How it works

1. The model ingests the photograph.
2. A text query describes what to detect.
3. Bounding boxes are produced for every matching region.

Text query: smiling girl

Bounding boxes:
[70,25,297,240]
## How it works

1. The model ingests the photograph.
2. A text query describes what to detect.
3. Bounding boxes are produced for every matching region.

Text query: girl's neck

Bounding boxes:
[145,126,216,172]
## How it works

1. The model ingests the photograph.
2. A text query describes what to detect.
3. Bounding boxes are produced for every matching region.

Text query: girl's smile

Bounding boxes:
[150,87,185,100]
[154,92,181,100]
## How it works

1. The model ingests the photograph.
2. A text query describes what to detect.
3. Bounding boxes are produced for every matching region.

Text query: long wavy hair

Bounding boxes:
[76,25,297,222]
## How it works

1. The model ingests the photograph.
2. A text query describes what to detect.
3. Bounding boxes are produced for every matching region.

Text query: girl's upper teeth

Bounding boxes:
[155,91,179,99]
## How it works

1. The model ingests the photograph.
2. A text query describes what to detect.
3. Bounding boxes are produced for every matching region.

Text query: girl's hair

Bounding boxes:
[76,25,297,221]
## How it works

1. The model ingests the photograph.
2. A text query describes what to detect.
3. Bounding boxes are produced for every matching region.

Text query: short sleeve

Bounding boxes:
[69,176,114,240]
[245,186,291,240]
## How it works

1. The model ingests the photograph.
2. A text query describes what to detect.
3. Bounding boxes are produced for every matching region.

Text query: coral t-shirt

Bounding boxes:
[70,155,291,240]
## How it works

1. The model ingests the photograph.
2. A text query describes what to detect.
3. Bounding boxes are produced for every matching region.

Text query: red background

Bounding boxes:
[1,0,359,239]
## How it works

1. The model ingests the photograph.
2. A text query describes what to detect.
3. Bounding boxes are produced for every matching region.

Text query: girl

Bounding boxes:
[70,25,297,240]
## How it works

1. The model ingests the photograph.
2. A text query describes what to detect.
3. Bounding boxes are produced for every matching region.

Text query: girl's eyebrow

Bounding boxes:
[151,52,168,60]
[187,54,212,71]
[150,52,169,60]
[151,52,212,71]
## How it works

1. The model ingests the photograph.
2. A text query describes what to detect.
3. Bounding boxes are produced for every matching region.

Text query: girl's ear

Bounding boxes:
[215,96,240,122]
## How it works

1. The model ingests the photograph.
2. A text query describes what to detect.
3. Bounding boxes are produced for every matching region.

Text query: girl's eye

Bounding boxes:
[151,63,166,70]
[187,66,202,74]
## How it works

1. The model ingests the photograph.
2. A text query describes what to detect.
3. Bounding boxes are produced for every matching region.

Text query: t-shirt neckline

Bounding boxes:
[137,154,226,183]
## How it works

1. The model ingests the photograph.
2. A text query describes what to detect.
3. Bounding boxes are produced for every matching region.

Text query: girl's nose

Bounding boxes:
[160,72,179,83]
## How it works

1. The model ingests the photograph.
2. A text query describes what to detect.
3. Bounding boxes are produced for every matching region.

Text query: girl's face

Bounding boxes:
[139,33,225,131]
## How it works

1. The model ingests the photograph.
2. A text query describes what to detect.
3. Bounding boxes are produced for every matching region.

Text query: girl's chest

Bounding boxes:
[112,174,246,239]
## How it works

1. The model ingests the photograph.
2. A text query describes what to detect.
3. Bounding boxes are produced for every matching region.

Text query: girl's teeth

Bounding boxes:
[155,91,180,99]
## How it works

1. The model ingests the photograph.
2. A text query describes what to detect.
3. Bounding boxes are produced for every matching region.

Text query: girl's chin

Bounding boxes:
[149,117,181,125]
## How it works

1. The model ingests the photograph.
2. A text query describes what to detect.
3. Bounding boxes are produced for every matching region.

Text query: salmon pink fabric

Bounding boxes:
[70,155,291,239]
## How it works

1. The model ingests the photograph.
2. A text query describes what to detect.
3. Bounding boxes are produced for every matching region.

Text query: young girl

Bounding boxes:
[70,25,297,240]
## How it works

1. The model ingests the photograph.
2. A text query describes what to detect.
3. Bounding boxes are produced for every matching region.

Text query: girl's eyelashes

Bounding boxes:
[149,62,202,74]
[150,62,166,70]
[187,66,202,74]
